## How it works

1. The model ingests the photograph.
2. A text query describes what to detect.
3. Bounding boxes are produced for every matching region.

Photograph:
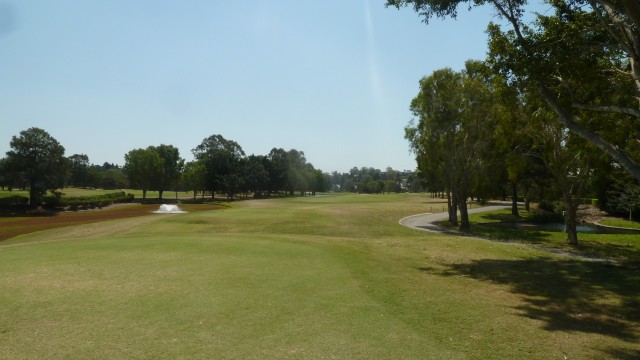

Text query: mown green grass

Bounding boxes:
[600,218,640,230]
[1,194,638,359]
[445,208,640,266]
[0,189,29,198]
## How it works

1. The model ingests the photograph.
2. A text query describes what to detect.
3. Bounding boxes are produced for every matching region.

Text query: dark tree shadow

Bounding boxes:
[419,257,640,342]
[435,219,554,244]
[473,224,553,244]
[600,347,640,360]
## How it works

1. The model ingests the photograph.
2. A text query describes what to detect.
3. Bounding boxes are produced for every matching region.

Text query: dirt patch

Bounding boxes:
[0,203,224,243]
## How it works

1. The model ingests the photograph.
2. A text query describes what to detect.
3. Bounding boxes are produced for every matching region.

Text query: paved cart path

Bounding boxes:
[399,204,614,262]
[399,205,510,235]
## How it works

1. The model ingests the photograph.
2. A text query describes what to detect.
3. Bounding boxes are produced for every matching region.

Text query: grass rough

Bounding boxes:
[0,194,638,359]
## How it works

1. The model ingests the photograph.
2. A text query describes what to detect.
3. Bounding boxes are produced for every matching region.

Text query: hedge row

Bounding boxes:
[44,191,135,209]
[0,195,30,207]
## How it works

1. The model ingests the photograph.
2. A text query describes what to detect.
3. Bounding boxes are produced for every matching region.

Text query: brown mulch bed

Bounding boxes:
[0,203,224,243]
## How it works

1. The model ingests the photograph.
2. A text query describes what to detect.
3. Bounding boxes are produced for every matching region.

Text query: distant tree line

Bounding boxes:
[0,128,338,204]
[328,167,422,194]
[1,128,426,207]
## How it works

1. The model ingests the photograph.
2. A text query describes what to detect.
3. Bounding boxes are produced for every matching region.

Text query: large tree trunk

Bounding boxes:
[511,180,520,217]
[29,179,40,207]
[563,193,579,246]
[447,191,458,225]
[457,191,470,230]
[159,190,164,200]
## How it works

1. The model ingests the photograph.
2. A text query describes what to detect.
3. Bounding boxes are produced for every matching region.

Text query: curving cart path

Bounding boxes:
[399,205,510,235]
[399,204,612,262]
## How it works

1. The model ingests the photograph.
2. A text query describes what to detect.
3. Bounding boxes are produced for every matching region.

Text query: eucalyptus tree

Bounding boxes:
[182,160,207,199]
[310,169,330,195]
[604,167,640,220]
[287,149,309,196]
[490,75,538,215]
[529,104,597,245]
[406,61,497,229]
[101,168,129,190]
[68,154,91,188]
[6,128,69,206]
[615,186,640,221]
[388,0,640,182]
[406,67,463,225]
[149,144,184,200]
[267,148,289,195]
[241,155,270,198]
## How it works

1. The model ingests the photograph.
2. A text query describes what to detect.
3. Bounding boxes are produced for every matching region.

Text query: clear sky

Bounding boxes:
[0,0,499,173]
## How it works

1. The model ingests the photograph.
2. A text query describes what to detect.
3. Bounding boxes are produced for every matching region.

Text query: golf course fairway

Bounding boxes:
[1,194,638,359]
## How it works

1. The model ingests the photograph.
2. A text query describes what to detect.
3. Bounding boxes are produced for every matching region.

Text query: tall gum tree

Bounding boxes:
[528,101,596,245]
[406,61,497,229]
[406,68,463,225]
[150,144,184,200]
[387,0,640,182]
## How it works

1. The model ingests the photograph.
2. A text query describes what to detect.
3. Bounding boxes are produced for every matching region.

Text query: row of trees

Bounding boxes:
[0,128,335,205]
[405,61,615,244]
[124,135,332,200]
[328,167,422,194]
[389,0,640,245]
[0,128,423,206]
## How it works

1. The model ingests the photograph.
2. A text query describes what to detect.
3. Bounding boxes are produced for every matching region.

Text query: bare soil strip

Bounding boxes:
[0,203,223,243]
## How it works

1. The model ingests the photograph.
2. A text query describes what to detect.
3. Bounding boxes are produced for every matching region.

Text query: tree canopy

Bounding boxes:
[5,128,69,206]
[406,61,498,229]
[123,148,163,200]
[387,0,640,182]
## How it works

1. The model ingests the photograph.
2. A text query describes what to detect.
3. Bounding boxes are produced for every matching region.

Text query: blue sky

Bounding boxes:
[1,0,499,173]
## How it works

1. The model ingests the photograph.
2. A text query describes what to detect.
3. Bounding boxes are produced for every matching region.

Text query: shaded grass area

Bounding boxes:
[420,257,640,340]
[438,208,640,267]
[1,194,639,359]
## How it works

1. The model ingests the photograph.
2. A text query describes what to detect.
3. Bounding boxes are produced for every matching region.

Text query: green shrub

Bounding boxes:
[57,192,135,210]
[553,201,566,214]
[538,200,555,213]
[0,195,29,207]
[527,210,564,224]
[43,191,64,209]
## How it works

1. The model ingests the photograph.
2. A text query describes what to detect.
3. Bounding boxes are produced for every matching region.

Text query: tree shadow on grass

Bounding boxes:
[436,220,554,244]
[475,212,523,223]
[472,224,553,244]
[419,257,640,344]
[600,347,640,360]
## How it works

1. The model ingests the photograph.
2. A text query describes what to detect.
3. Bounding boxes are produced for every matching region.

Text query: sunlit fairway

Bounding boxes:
[1,194,638,359]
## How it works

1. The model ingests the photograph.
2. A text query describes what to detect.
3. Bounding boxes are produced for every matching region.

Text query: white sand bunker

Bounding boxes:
[153,204,187,214]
